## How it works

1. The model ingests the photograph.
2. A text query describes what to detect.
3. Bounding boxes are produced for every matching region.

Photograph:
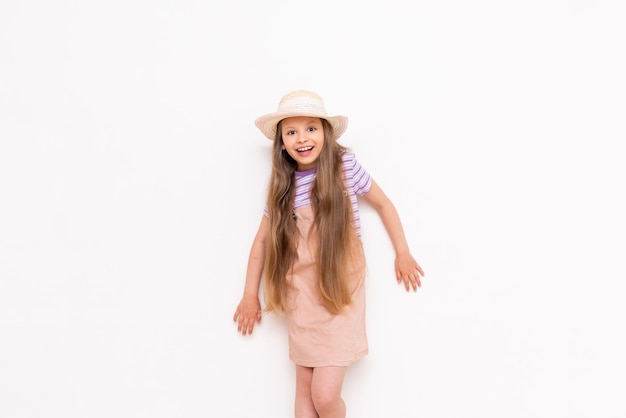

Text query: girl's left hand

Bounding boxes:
[395,253,424,292]
[233,295,263,336]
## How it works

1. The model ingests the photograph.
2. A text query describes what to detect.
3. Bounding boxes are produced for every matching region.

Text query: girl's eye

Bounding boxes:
[286,130,296,135]
[307,127,316,132]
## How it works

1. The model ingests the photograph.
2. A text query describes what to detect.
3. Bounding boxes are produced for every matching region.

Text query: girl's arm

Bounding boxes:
[233,215,269,335]
[362,180,425,292]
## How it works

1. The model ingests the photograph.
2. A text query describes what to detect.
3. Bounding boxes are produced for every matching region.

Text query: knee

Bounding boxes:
[311,388,342,415]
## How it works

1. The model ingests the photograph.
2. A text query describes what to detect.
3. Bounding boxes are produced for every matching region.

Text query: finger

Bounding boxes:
[247,316,258,335]
[247,323,254,335]
[403,271,414,291]
[416,264,425,277]
[240,316,251,334]
[403,275,411,291]
[409,274,416,290]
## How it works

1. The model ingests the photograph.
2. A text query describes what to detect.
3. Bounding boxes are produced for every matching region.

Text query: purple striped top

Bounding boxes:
[264,152,372,238]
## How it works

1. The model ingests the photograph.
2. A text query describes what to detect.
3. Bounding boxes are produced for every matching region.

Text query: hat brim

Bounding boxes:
[255,112,348,141]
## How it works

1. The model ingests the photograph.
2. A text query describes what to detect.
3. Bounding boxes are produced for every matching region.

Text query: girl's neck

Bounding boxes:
[295,166,317,175]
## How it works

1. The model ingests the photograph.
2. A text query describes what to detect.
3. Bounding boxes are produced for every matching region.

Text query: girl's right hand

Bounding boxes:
[233,295,262,336]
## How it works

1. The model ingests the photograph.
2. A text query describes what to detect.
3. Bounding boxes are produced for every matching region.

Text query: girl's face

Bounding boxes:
[280,116,325,171]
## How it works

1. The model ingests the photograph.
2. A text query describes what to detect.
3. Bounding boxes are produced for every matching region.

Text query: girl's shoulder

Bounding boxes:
[342,151,368,171]
[341,151,357,165]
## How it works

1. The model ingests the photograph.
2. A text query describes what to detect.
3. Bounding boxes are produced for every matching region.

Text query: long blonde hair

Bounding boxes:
[263,119,361,315]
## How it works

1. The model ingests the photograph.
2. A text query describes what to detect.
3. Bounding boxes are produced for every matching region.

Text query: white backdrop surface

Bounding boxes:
[1,1,625,417]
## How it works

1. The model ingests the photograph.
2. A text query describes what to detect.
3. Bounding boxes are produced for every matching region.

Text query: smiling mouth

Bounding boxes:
[297,146,313,153]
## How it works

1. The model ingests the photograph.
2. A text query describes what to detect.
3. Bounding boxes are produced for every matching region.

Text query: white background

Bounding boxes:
[1,1,625,417]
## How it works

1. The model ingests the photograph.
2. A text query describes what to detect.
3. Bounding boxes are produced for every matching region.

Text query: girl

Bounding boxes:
[233,90,424,418]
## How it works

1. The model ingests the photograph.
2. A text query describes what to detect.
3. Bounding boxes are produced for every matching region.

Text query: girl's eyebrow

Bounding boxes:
[282,118,320,130]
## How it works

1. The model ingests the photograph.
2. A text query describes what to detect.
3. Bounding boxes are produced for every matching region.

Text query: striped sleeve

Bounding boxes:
[344,152,372,195]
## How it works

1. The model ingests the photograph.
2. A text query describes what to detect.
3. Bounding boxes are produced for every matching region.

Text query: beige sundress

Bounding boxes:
[285,204,368,367]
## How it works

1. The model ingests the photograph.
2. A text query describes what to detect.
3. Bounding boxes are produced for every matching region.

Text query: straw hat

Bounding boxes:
[255,90,348,141]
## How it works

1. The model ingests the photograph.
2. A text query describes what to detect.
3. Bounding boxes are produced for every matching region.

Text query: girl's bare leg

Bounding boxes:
[311,366,347,418]
[295,365,318,418]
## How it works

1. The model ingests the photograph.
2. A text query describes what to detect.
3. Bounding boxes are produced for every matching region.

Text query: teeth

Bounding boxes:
[297,146,313,152]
